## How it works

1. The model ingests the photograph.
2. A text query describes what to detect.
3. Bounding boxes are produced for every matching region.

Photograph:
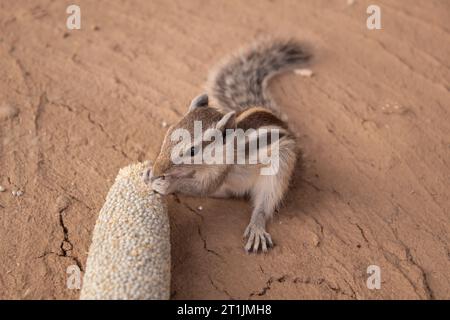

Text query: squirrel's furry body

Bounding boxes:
[149,38,310,253]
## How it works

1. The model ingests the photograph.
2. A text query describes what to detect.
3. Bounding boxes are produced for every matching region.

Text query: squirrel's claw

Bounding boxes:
[244,222,273,253]
[142,168,152,185]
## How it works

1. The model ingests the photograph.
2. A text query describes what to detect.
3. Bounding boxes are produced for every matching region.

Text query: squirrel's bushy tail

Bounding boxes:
[207,38,311,112]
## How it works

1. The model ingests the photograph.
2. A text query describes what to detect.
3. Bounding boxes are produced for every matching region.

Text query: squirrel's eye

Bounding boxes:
[190,146,196,157]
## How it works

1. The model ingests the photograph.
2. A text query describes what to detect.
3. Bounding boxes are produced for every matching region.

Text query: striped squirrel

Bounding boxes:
[146,39,311,253]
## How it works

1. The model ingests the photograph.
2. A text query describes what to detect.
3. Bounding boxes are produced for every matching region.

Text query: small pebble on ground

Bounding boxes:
[12,190,23,197]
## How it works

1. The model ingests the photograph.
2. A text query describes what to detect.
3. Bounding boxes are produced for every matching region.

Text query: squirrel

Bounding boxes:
[146,38,311,253]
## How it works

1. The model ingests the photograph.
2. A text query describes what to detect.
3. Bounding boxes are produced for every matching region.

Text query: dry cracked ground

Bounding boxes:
[1,0,449,299]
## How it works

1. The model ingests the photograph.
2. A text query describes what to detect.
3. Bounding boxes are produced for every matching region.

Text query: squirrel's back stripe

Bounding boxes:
[207,38,311,113]
[236,107,288,131]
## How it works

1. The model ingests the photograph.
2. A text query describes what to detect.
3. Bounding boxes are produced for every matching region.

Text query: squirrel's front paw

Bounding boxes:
[151,177,172,195]
[142,167,152,184]
[243,222,273,253]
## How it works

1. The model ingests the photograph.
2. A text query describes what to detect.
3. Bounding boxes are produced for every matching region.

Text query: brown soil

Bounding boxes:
[1,0,449,299]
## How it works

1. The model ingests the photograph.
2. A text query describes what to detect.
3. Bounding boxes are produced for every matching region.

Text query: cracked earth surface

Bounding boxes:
[1,0,449,299]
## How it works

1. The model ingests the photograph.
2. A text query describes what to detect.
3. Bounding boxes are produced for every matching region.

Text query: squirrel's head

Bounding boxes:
[151,93,236,182]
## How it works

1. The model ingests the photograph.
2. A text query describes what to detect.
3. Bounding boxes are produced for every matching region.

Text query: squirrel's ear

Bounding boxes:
[188,93,209,112]
[216,111,236,131]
